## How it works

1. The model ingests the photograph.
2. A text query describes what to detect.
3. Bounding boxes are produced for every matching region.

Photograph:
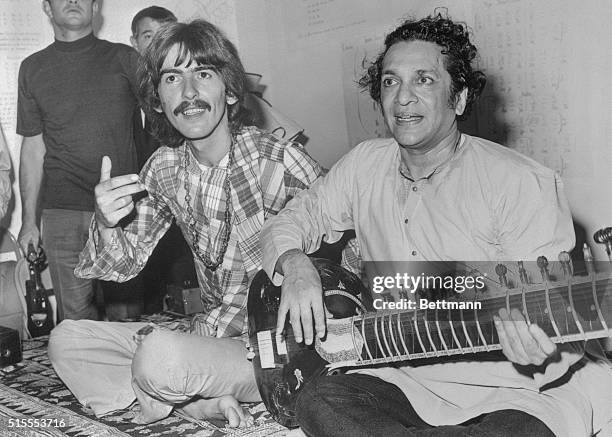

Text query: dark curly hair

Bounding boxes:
[359,13,486,119]
[138,20,251,147]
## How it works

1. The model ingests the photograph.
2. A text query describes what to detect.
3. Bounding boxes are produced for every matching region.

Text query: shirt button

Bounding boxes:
[404,218,409,224]
[412,186,418,192]
[411,250,417,256]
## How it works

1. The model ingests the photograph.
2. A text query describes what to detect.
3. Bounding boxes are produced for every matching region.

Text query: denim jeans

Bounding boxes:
[42,209,99,321]
[296,374,555,437]
[42,209,143,321]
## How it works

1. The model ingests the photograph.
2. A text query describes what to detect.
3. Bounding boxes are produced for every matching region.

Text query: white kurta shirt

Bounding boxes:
[261,134,612,437]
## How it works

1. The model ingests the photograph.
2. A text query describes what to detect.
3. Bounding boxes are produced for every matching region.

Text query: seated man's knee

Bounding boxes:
[48,319,83,364]
[131,330,184,389]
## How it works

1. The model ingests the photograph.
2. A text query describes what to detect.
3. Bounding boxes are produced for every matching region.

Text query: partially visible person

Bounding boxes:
[0,122,11,219]
[47,20,331,428]
[131,5,177,167]
[17,0,141,321]
[130,5,177,55]
[261,13,612,437]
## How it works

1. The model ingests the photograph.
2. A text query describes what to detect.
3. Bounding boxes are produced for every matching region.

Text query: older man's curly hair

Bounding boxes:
[359,13,486,119]
[138,20,251,147]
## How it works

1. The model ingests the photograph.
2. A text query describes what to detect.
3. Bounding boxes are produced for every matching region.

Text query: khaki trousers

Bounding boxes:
[48,319,261,423]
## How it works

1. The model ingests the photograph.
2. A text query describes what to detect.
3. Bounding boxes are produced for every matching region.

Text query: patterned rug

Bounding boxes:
[0,316,288,437]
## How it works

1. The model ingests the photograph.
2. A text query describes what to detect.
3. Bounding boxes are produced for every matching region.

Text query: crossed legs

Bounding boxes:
[131,329,261,425]
[48,320,261,427]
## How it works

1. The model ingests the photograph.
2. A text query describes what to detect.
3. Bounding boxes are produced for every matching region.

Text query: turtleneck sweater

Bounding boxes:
[17,32,140,210]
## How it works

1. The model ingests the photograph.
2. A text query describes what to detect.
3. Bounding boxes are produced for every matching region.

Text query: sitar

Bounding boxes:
[248,240,612,428]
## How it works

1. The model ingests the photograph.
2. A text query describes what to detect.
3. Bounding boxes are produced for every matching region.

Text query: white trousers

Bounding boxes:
[47,320,261,423]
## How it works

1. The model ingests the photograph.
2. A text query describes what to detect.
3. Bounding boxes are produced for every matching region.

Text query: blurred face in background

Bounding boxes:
[131,17,164,54]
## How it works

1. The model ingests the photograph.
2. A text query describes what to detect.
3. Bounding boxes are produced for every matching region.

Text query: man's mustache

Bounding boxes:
[173,100,211,116]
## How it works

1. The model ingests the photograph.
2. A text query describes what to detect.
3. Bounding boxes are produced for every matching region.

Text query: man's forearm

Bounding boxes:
[0,125,10,218]
[261,214,308,285]
[275,248,307,275]
[0,170,9,219]
[96,223,119,252]
[19,134,45,226]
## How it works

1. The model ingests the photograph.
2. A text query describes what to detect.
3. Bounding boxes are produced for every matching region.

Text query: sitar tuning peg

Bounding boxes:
[517,261,529,284]
[593,227,612,262]
[537,256,550,281]
[495,263,508,287]
[583,243,596,275]
[558,251,573,277]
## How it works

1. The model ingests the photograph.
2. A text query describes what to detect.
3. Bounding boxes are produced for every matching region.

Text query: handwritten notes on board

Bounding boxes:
[472,0,588,177]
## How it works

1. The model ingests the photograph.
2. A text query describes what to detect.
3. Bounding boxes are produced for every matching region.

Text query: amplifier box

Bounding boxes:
[164,284,204,315]
[0,325,22,367]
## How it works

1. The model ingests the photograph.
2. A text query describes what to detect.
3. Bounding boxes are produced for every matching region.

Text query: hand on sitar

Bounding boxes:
[276,249,326,345]
[494,307,558,366]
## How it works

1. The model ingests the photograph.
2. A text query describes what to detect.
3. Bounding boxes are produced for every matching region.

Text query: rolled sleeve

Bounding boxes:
[75,219,142,282]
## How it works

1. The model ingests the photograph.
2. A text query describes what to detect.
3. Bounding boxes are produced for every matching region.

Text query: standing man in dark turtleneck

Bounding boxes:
[17,0,140,321]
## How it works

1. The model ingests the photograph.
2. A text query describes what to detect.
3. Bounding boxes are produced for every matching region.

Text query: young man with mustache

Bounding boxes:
[48,20,325,427]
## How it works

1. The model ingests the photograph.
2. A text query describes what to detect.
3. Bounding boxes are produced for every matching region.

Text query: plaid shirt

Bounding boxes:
[76,126,323,337]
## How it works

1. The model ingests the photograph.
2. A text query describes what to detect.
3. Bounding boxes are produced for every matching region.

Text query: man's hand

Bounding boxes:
[94,156,145,229]
[494,308,558,366]
[276,249,325,345]
[18,225,40,255]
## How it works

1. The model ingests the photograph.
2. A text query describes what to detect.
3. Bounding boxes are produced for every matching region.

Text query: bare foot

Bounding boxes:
[177,395,254,428]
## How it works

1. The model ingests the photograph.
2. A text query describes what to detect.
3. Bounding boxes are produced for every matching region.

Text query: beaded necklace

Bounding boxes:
[183,139,234,271]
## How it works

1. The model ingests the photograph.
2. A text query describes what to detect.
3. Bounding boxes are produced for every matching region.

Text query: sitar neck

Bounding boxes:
[329,273,612,366]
